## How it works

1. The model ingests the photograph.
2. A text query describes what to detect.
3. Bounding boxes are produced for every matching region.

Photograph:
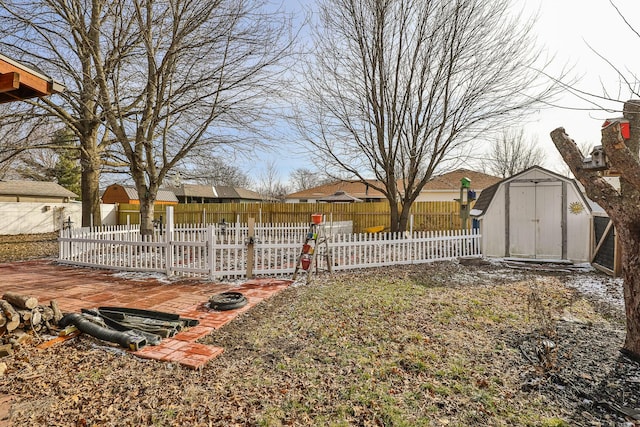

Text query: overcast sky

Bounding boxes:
[515,0,640,173]
[242,0,640,182]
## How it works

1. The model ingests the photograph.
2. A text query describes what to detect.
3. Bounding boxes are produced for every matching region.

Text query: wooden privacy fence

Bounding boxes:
[59,212,481,279]
[116,201,464,233]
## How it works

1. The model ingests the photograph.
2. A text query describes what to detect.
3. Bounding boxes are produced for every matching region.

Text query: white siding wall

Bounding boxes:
[0,203,117,235]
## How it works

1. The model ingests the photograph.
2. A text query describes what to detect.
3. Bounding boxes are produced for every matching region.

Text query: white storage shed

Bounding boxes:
[470,166,592,262]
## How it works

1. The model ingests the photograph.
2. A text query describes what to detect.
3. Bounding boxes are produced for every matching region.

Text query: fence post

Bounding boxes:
[208,225,216,280]
[246,217,255,278]
[165,206,174,276]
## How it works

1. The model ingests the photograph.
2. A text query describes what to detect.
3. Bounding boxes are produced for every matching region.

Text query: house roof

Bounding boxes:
[0,53,65,103]
[286,169,500,200]
[214,185,265,200]
[117,185,179,203]
[227,187,264,201]
[318,191,363,203]
[169,184,265,201]
[470,165,591,217]
[0,180,77,198]
[166,184,266,201]
[286,180,387,200]
[169,184,214,198]
[421,169,501,191]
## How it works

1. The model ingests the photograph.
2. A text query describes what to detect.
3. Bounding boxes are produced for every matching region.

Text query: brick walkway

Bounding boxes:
[1,260,291,369]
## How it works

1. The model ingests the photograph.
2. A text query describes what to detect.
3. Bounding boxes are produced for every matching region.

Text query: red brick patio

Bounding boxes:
[0,260,291,369]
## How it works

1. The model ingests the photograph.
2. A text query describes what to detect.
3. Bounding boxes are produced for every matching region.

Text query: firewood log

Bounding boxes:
[2,292,38,310]
[0,300,19,331]
[30,309,42,327]
[17,309,31,322]
[39,306,54,323]
[50,300,63,324]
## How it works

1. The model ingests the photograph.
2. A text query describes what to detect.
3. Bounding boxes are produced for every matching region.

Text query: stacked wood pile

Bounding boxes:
[0,292,63,357]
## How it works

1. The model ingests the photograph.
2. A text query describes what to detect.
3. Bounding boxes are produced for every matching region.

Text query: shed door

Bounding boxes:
[508,182,563,259]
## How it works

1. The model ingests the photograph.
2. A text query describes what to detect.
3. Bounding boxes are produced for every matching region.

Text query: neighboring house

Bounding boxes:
[417,169,501,202]
[0,53,65,103]
[285,169,500,203]
[0,180,77,203]
[470,166,592,263]
[168,184,266,203]
[285,180,387,203]
[101,184,178,205]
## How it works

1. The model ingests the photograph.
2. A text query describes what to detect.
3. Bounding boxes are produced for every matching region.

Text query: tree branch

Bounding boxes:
[549,127,620,211]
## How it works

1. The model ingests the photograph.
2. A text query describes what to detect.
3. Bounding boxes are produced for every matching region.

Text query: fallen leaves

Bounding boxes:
[0,259,635,425]
[0,233,58,263]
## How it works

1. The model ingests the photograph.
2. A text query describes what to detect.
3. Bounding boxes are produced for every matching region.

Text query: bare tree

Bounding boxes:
[295,0,558,232]
[0,1,135,226]
[255,161,290,201]
[288,167,332,192]
[0,0,292,233]
[89,0,292,234]
[483,128,545,178]
[174,157,253,188]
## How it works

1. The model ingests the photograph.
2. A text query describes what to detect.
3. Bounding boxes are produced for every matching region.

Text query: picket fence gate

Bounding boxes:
[58,212,481,280]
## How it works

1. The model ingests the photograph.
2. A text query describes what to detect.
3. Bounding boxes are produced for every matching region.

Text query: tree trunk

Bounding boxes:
[617,220,640,357]
[80,147,102,228]
[550,99,640,360]
[397,202,412,233]
[139,196,155,236]
[389,201,401,233]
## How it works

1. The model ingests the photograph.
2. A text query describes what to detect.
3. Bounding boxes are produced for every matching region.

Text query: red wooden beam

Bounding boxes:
[0,72,20,93]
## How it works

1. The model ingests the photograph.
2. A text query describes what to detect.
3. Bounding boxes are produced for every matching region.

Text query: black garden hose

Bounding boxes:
[208,292,248,311]
[59,313,147,351]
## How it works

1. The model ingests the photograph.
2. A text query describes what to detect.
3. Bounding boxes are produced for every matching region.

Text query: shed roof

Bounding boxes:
[0,180,77,198]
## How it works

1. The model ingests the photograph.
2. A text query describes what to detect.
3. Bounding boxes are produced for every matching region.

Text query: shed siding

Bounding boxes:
[102,185,133,204]
[565,183,591,262]
[477,167,591,262]
[481,184,506,257]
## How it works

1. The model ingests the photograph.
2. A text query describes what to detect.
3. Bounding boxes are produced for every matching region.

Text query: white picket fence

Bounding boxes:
[58,217,481,279]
